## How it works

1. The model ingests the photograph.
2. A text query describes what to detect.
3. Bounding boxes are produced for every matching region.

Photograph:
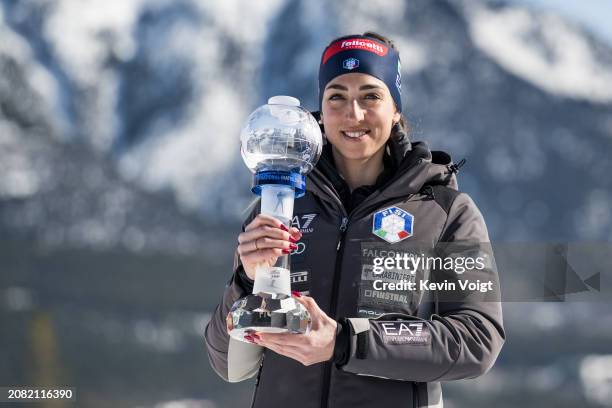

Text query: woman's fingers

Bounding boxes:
[238,216,301,257]
[252,334,308,362]
[257,340,303,362]
[253,332,322,366]
[244,214,286,232]
[225,312,233,334]
[256,332,304,347]
[244,214,302,239]
[238,225,295,245]
[238,215,303,278]
[293,295,321,318]
[238,238,295,256]
[289,226,302,238]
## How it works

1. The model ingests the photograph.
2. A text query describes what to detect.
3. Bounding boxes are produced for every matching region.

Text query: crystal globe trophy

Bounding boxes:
[228,96,322,343]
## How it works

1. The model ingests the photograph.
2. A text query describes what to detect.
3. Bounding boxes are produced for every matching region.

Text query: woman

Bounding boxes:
[205,32,504,408]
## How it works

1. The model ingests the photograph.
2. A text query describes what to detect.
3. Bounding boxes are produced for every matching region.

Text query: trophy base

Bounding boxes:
[228,294,311,342]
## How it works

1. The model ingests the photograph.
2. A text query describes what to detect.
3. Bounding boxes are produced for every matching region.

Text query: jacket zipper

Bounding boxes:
[336,217,348,250]
[320,215,348,408]
[309,156,427,407]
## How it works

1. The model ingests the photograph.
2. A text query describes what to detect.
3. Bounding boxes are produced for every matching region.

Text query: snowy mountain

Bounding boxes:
[1,0,611,251]
[2,3,612,407]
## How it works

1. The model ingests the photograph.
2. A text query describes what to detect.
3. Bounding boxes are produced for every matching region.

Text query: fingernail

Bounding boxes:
[289,243,298,250]
[292,290,302,297]
[279,224,289,232]
[251,333,261,340]
[289,236,298,243]
[282,248,291,254]
[244,335,254,343]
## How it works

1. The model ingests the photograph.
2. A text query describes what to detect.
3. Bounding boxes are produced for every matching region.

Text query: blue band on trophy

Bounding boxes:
[252,171,306,198]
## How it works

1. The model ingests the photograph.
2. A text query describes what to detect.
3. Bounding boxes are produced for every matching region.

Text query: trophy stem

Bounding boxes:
[252,184,295,299]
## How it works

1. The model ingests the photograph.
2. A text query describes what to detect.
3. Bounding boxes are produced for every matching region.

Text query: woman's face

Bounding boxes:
[321,73,400,162]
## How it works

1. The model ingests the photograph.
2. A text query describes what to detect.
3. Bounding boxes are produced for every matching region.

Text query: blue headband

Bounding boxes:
[318,35,402,113]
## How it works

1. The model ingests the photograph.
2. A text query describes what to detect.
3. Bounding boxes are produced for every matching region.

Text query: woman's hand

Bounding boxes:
[237,214,302,280]
[248,294,338,366]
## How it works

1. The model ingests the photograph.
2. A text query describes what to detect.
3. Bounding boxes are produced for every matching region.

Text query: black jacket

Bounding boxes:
[205,136,505,408]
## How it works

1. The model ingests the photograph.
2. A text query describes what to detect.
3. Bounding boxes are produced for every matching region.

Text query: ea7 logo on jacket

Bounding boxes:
[291,213,318,234]
[380,322,431,346]
[372,206,414,243]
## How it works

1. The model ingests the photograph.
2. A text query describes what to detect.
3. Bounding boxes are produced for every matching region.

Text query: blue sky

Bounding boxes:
[510,0,612,45]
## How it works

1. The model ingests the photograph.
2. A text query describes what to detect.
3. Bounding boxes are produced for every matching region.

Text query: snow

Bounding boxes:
[3,0,611,226]
[580,355,612,406]
[201,0,284,45]
[465,3,612,103]
[333,0,429,84]
[509,0,612,46]
[336,0,407,33]
[110,0,284,214]
[0,121,40,199]
[0,7,66,136]
[40,0,147,149]
[44,0,145,81]
[119,82,247,211]
[31,0,284,214]
[394,38,429,75]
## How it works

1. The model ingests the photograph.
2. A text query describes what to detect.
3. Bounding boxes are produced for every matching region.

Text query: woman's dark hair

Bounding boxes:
[361,31,410,141]
[322,31,411,141]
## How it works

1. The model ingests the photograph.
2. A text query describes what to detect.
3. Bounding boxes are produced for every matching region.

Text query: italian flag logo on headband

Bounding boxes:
[322,38,389,64]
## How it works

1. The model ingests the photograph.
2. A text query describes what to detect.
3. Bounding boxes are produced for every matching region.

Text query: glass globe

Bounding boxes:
[240,96,323,175]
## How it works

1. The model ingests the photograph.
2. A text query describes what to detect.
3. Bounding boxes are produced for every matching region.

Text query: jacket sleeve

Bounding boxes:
[340,193,505,382]
[204,203,264,383]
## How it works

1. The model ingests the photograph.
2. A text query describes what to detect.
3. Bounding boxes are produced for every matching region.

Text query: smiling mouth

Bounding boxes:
[341,130,370,139]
